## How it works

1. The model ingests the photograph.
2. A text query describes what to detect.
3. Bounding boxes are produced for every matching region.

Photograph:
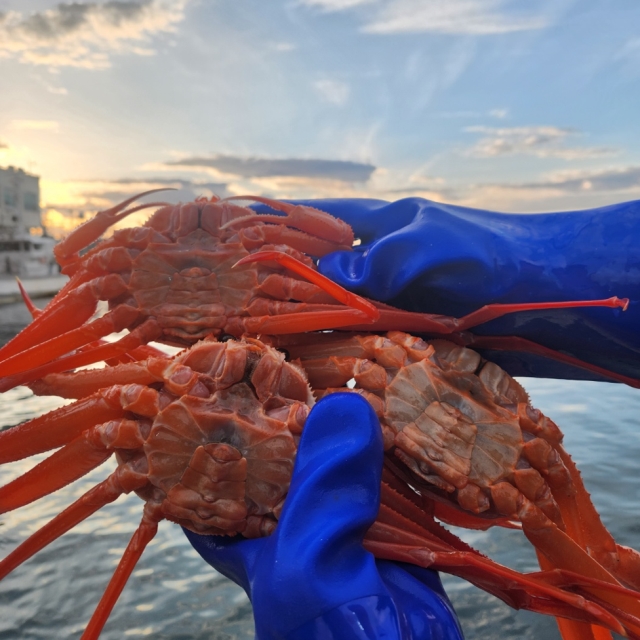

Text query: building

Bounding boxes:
[0,166,56,277]
[0,166,41,237]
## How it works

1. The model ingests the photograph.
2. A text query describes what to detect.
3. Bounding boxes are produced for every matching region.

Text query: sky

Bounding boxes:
[1,0,640,236]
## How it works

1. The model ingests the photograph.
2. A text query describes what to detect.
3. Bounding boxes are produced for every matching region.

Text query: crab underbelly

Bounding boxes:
[132,267,255,342]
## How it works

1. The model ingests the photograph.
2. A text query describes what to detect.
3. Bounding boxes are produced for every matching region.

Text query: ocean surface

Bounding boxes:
[0,298,638,639]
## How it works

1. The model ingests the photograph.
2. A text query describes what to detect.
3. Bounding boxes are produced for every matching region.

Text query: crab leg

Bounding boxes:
[54,189,172,269]
[0,277,106,363]
[16,278,42,318]
[0,417,148,514]
[240,250,628,332]
[370,492,630,635]
[28,361,161,399]
[0,304,140,376]
[81,510,160,640]
[0,383,160,463]
[0,434,113,514]
[491,481,640,636]
[235,251,378,320]
[222,195,354,247]
[466,334,640,389]
[0,466,148,582]
[378,477,640,637]
[0,319,162,392]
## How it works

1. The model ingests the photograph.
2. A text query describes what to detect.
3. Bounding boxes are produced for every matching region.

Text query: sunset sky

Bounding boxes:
[1,0,640,235]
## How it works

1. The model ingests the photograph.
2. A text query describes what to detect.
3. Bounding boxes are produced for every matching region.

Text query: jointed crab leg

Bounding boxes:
[222,195,354,248]
[0,319,162,392]
[82,510,160,640]
[234,251,379,320]
[54,189,173,271]
[0,467,147,582]
[0,381,161,463]
[369,481,635,637]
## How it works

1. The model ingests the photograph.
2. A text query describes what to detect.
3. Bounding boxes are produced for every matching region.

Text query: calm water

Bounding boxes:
[0,299,638,639]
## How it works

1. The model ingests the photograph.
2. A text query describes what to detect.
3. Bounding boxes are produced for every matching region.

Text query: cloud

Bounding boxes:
[464,125,618,159]
[361,0,547,35]
[0,0,189,69]
[435,107,509,119]
[165,155,376,183]
[313,79,350,105]
[501,166,640,194]
[297,0,375,11]
[0,141,7,149]
[489,108,508,119]
[10,119,60,132]
[269,41,296,52]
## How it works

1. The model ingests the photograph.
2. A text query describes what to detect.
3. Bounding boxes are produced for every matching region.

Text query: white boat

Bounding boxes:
[0,233,58,278]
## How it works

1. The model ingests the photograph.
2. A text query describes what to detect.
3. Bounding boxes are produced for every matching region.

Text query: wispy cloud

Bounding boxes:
[313,79,350,105]
[435,107,509,120]
[298,0,376,11]
[165,155,375,183]
[0,141,7,149]
[0,0,190,69]
[361,0,547,35]
[10,119,60,132]
[502,166,640,194]
[269,41,296,52]
[464,125,618,159]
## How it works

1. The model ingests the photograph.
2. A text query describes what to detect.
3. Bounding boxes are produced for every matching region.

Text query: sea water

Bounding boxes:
[0,299,637,639]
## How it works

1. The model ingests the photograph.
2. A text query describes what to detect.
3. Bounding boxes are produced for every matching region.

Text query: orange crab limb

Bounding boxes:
[367,507,629,635]
[16,278,42,318]
[0,279,102,364]
[0,416,148,514]
[82,513,159,640]
[0,319,162,392]
[535,552,613,640]
[222,195,354,246]
[0,391,125,464]
[0,305,140,377]
[365,296,629,334]
[235,250,379,320]
[29,361,160,399]
[54,189,173,267]
[376,480,640,637]
[0,468,147,582]
[240,309,380,335]
[491,482,640,636]
[467,334,640,389]
[454,296,628,330]
[0,432,113,514]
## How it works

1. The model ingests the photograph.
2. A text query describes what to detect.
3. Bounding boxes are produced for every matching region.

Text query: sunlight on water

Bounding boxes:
[0,299,638,639]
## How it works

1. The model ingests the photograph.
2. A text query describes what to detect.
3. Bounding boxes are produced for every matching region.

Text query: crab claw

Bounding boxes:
[222,195,354,247]
[235,250,379,321]
[16,278,42,319]
[54,188,175,272]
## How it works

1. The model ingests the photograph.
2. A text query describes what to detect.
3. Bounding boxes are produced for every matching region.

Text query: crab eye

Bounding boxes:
[277,348,291,362]
[220,334,236,343]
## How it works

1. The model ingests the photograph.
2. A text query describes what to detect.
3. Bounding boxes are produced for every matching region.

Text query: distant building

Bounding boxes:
[0,166,41,237]
[0,167,56,277]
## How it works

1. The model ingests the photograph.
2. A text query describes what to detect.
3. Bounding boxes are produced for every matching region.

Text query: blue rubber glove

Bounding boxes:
[184,393,463,640]
[298,197,640,382]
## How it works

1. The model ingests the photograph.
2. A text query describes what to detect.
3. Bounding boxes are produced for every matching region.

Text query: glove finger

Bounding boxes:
[182,529,260,593]
[273,392,384,569]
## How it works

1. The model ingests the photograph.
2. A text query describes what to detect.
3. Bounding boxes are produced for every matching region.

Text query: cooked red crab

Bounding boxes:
[0,192,634,392]
[0,336,639,639]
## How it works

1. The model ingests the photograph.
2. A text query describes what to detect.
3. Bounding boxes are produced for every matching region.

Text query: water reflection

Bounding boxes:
[0,298,638,639]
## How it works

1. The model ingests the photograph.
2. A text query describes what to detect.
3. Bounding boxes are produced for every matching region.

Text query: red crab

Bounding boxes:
[0,336,639,639]
[0,191,634,395]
